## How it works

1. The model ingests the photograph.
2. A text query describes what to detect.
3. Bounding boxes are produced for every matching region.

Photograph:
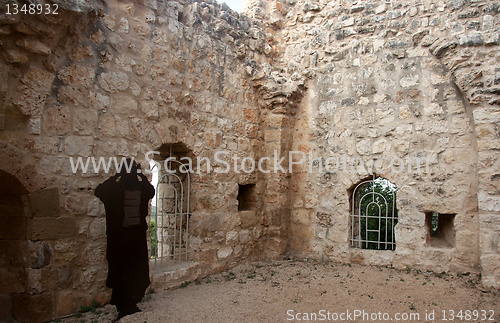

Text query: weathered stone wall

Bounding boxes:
[249,0,500,287]
[1,0,499,321]
[0,0,274,321]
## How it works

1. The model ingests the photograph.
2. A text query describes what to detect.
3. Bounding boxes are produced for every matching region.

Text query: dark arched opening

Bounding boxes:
[0,170,28,321]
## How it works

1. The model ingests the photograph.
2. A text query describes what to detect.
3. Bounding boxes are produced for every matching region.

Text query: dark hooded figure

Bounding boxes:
[95,160,155,320]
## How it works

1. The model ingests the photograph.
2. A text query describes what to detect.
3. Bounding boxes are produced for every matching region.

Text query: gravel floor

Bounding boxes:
[60,259,500,323]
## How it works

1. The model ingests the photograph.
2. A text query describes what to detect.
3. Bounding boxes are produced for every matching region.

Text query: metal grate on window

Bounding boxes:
[350,177,398,251]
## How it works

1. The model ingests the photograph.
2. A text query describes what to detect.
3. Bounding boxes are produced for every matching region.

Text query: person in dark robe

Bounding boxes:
[95,160,155,320]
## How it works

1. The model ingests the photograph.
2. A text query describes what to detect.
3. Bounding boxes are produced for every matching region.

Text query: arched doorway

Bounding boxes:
[0,170,29,321]
[149,143,192,264]
[0,170,56,322]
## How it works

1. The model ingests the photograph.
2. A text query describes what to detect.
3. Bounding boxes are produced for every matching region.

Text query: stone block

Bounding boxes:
[0,267,25,294]
[264,129,283,142]
[28,187,60,218]
[77,268,98,290]
[478,193,500,212]
[16,39,51,55]
[64,136,93,157]
[0,241,27,267]
[341,97,355,106]
[318,101,337,115]
[38,267,58,294]
[477,139,500,151]
[73,109,98,135]
[292,209,311,226]
[226,231,238,243]
[473,107,500,124]
[243,108,259,123]
[98,72,129,93]
[447,100,465,115]
[88,218,106,239]
[217,246,233,259]
[245,124,258,138]
[482,3,500,14]
[268,114,289,128]
[20,68,54,93]
[28,117,41,135]
[265,236,286,257]
[450,115,471,135]
[56,291,75,316]
[14,89,48,116]
[79,243,106,266]
[55,265,72,289]
[267,208,287,226]
[476,124,497,140]
[420,35,437,47]
[27,241,53,269]
[239,229,251,244]
[12,293,54,323]
[27,217,77,240]
[239,210,257,228]
[117,17,129,33]
[25,268,42,294]
[459,33,484,46]
[15,165,45,195]
[373,138,389,154]
[430,41,458,58]
[0,294,12,321]
[356,139,371,155]
[141,101,159,119]
[424,103,444,117]
[109,95,138,114]
[192,248,216,264]
[42,105,71,135]
[0,216,26,240]
[480,254,500,288]
[400,74,419,88]
[4,49,28,63]
[198,214,221,232]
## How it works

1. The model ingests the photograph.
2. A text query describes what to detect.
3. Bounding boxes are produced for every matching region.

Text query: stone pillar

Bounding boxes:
[473,106,500,288]
[263,111,292,259]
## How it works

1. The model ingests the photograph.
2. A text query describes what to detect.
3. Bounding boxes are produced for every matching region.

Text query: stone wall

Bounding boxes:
[0,0,274,321]
[248,0,499,286]
[0,0,499,321]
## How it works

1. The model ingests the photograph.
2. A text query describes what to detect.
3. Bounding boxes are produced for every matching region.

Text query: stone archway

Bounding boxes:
[0,141,76,322]
[0,170,60,322]
[0,172,75,323]
[423,38,500,288]
[0,170,29,321]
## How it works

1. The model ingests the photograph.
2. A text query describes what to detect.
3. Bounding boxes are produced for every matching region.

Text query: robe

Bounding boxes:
[95,172,155,309]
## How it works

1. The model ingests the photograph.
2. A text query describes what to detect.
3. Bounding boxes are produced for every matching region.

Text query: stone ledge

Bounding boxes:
[150,260,201,291]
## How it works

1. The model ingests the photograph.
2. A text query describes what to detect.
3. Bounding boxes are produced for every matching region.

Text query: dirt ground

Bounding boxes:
[61,259,500,323]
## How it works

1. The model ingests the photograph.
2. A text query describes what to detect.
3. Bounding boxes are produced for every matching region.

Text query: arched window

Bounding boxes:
[149,143,192,263]
[350,176,398,250]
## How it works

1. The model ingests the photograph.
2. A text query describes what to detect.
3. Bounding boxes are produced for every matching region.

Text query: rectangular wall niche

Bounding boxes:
[237,184,256,211]
[425,212,456,248]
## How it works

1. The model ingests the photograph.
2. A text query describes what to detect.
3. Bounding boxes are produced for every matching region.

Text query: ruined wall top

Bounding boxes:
[242,0,500,110]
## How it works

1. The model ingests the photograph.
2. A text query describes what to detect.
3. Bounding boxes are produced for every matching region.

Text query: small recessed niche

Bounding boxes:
[237,184,256,211]
[425,212,456,248]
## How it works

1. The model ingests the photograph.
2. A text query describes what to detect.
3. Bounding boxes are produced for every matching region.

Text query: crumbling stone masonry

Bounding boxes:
[0,0,499,321]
